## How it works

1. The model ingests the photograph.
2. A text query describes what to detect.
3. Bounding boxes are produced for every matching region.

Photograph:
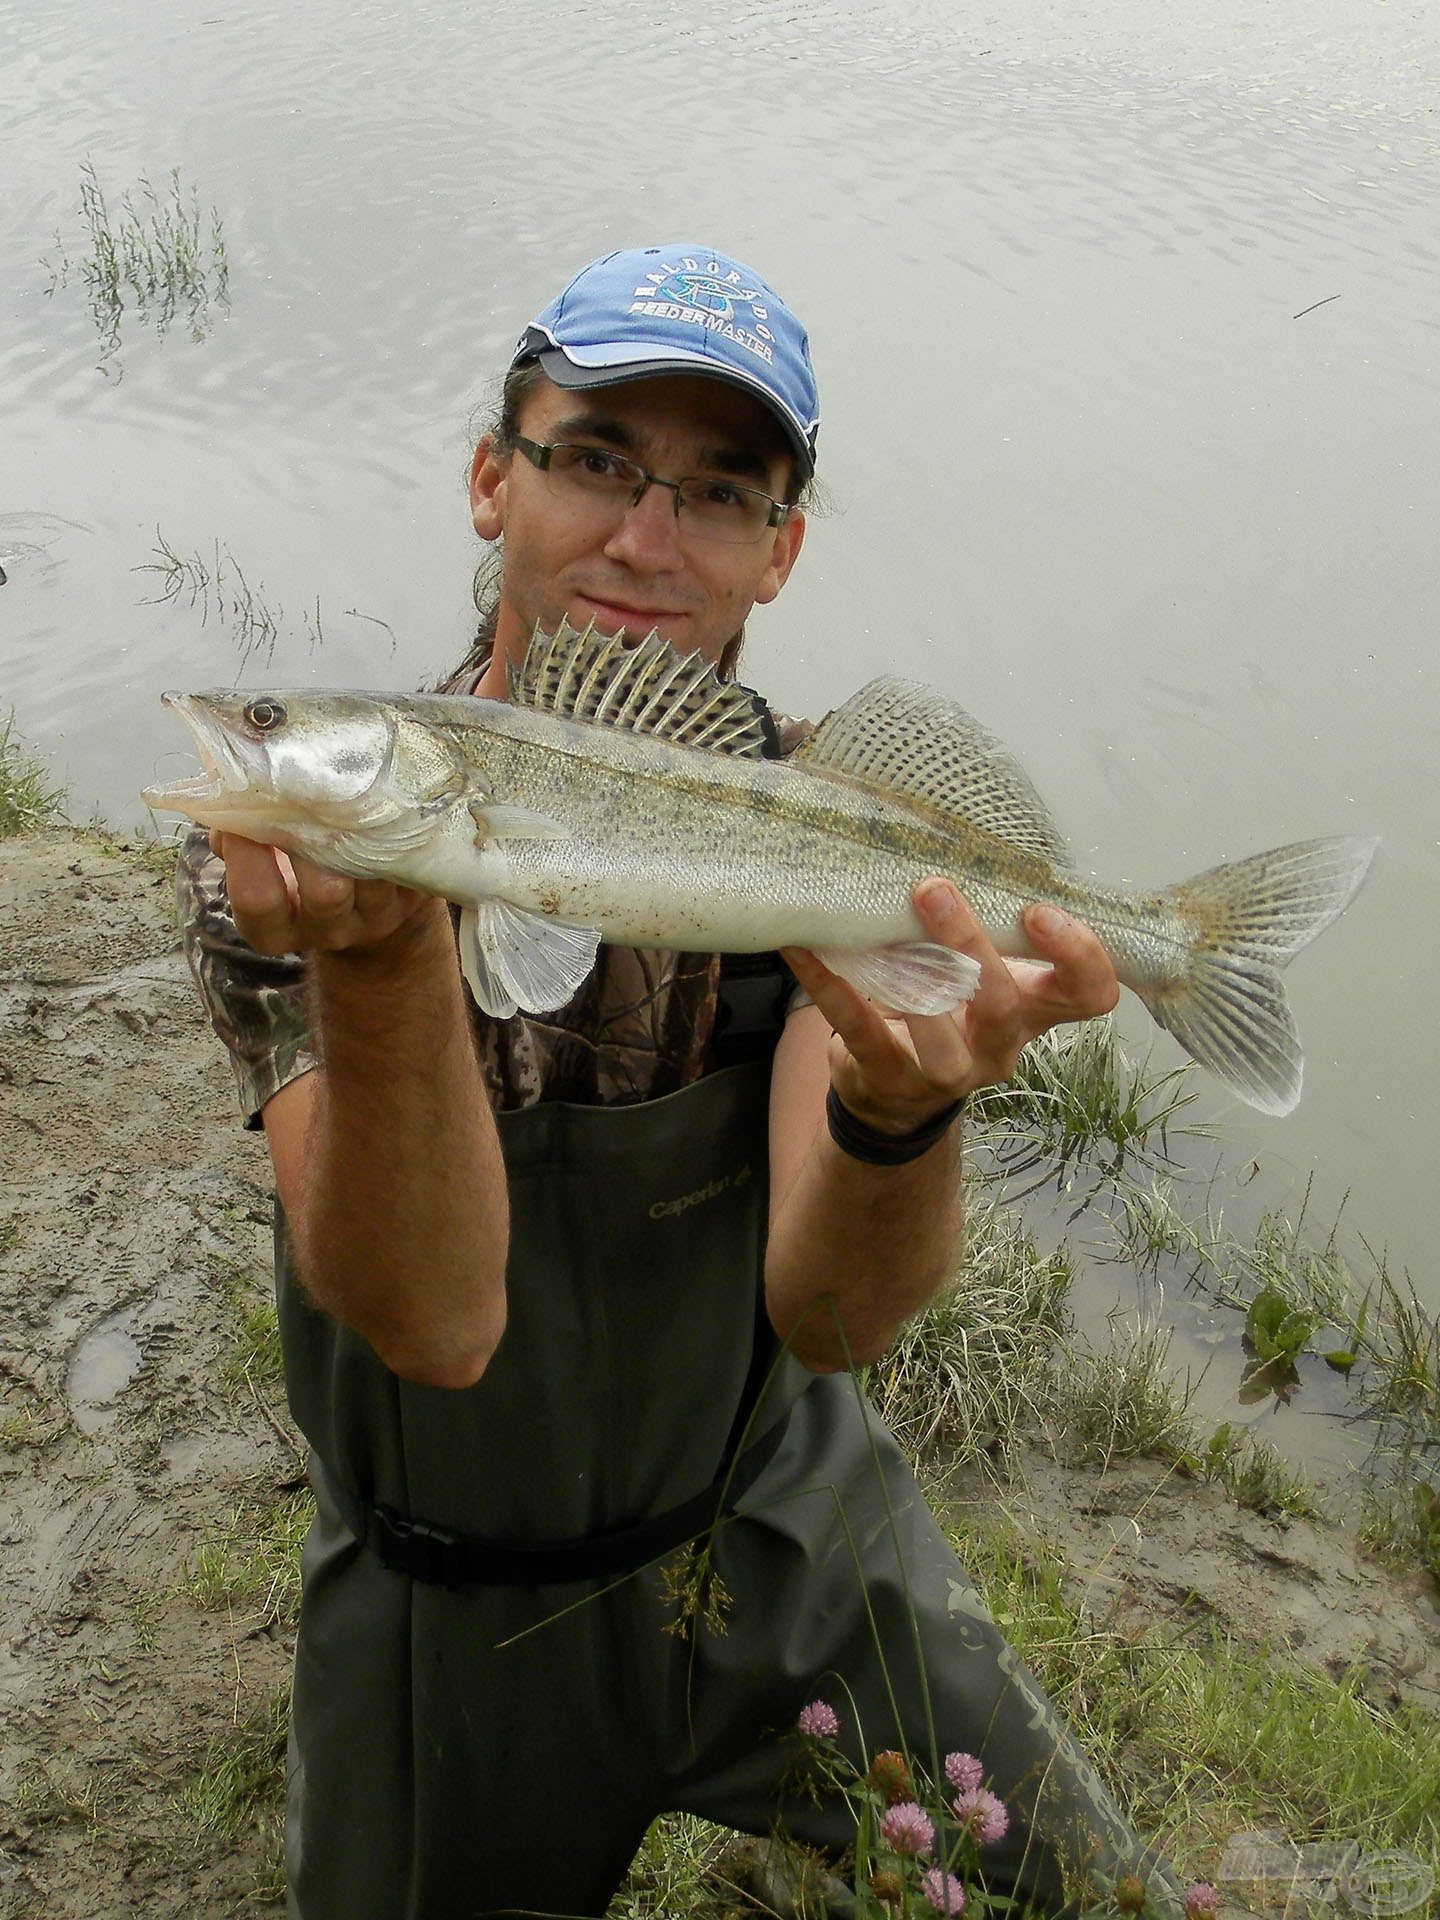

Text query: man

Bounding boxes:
[178,244,1178,1918]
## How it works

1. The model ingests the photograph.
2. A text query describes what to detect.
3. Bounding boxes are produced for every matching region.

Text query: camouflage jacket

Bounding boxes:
[175,648,810,1124]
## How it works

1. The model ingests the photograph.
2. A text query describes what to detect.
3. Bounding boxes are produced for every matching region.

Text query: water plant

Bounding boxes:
[136,529,287,669]
[967,1018,1209,1194]
[44,159,229,359]
[1104,1173,1439,1451]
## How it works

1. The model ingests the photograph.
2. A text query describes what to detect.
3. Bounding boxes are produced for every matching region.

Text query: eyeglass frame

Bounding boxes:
[509,434,794,539]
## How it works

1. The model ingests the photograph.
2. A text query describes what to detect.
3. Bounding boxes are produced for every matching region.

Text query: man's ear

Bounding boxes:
[752,507,806,608]
[469,435,508,542]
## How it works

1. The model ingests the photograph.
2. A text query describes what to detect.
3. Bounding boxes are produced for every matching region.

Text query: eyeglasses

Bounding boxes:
[511,435,791,547]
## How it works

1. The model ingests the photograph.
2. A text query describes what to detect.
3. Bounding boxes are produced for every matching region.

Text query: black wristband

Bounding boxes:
[825,1085,965,1167]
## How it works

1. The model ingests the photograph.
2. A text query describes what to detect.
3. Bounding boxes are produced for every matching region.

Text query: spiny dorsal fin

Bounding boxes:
[507,620,775,757]
[794,676,1071,864]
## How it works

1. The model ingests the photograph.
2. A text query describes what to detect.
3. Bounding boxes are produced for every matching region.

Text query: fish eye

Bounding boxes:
[244,698,287,732]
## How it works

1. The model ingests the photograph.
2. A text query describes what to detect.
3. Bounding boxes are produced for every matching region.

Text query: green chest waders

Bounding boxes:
[279,1061,1181,1920]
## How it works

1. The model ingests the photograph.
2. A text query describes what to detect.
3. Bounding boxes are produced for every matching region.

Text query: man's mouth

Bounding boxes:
[572,593,689,639]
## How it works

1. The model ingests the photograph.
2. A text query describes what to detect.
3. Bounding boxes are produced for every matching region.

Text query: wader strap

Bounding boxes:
[316,1417,786,1589]
[708,951,795,1070]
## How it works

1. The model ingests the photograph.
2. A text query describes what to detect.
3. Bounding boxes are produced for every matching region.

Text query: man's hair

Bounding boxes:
[448,360,814,689]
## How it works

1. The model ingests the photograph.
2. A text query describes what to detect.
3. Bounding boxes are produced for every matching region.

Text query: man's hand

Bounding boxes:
[780,880,1119,1133]
[211,830,436,958]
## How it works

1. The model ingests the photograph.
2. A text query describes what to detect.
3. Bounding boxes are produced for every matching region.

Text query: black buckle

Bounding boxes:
[368,1502,466,1588]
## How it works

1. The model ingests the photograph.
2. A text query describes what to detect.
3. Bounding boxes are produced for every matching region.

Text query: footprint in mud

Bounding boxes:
[66,1308,144,1434]
[0,511,90,588]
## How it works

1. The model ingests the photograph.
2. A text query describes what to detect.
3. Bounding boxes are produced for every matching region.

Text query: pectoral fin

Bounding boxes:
[458,901,601,1018]
[468,801,571,844]
[815,941,982,1015]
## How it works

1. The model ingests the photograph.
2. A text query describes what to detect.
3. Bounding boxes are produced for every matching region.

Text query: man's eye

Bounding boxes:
[576,449,628,480]
[696,481,745,510]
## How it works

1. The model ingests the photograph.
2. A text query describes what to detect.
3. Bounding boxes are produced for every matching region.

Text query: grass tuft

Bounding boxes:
[179,1488,312,1626]
[968,1017,1208,1188]
[1357,1437,1440,1590]
[0,710,66,835]
[1183,1424,1321,1521]
[1049,1321,1196,1468]
[608,1815,739,1918]
[173,1689,287,1902]
[870,1186,1070,1460]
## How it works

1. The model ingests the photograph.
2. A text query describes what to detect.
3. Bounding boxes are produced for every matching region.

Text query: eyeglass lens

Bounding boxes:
[545,445,778,545]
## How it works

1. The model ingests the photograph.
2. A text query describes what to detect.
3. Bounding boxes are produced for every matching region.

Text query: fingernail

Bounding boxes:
[1029,904,1071,935]
[920,881,960,919]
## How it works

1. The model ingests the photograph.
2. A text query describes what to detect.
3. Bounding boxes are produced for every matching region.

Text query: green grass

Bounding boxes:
[868,1185,1071,1459]
[944,1506,1440,1893]
[0,710,66,835]
[1048,1321,1198,1469]
[217,1269,286,1401]
[968,1017,1209,1188]
[179,1488,312,1625]
[1188,1425,1320,1521]
[173,1689,287,1904]
[1110,1179,1439,1433]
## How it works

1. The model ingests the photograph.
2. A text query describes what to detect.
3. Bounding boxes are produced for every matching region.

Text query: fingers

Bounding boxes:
[909,881,1023,1091]
[1015,902,1120,1034]
[778,946,866,1030]
[785,881,1013,1121]
[216,834,300,953]
[214,832,426,957]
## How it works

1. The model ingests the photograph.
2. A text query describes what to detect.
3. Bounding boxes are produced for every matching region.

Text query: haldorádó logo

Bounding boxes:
[629,256,777,364]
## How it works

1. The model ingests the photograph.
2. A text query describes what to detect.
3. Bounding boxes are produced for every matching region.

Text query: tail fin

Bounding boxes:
[1142,836,1378,1115]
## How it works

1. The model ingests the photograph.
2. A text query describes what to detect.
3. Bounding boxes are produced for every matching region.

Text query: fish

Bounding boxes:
[142,620,1377,1114]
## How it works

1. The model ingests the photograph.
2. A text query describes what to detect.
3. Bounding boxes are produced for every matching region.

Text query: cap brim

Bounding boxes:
[531,347,815,482]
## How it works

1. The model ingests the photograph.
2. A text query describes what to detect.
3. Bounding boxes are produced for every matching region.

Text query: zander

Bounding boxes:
[143,620,1376,1114]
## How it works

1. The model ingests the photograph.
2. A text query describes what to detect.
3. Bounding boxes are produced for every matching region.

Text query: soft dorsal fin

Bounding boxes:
[507,620,776,757]
[794,677,1071,864]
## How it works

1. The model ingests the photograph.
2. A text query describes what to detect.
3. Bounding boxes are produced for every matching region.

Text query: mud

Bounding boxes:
[0,831,1435,1917]
[1,831,287,1916]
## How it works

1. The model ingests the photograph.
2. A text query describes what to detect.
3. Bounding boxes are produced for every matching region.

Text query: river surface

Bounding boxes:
[4,0,1437,1329]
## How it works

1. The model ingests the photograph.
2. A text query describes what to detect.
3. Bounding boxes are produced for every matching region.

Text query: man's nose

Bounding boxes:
[602,479,686,569]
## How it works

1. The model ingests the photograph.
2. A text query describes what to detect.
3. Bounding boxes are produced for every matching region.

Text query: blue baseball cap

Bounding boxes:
[512,244,820,480]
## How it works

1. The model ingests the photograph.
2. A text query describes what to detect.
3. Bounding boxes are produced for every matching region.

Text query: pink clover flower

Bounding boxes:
[880,1801,935,1856]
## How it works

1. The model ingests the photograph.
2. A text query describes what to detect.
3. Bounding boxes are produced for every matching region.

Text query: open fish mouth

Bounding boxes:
[140,692,259,811]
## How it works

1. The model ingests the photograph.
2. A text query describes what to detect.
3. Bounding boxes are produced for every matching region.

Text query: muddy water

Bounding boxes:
[3,0,1437,1310]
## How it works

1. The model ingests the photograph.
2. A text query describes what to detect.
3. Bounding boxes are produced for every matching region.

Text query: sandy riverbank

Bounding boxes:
[0,830,1435,1916]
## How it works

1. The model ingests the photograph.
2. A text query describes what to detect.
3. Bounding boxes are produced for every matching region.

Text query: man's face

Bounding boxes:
[469,372,806,673]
